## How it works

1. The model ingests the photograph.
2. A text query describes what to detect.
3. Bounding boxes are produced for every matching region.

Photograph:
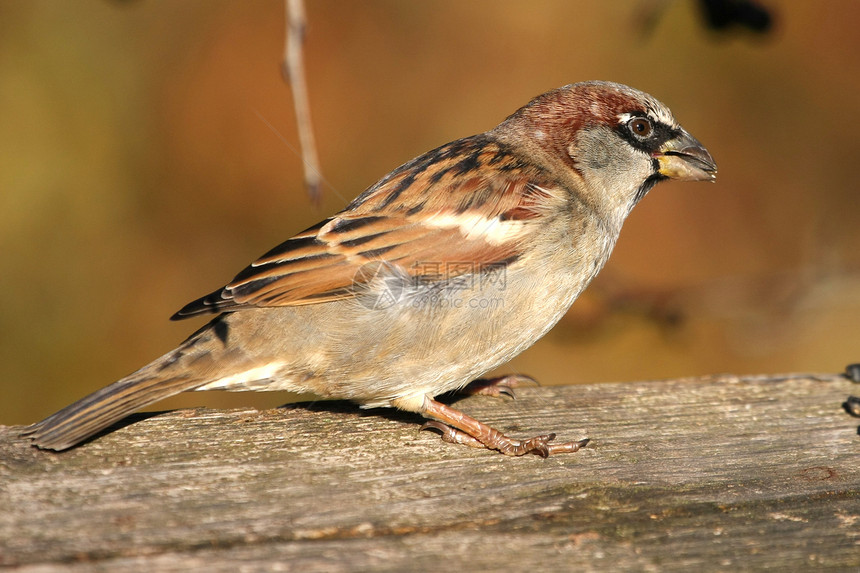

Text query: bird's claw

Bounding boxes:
[461,374,540,400]
[421,420,588,457]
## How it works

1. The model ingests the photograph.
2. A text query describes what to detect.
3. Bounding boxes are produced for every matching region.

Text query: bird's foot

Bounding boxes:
[420,398,588,457]
[459,374,539,399]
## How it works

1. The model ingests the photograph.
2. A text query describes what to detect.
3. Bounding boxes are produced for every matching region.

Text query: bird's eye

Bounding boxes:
[627,117,653,138]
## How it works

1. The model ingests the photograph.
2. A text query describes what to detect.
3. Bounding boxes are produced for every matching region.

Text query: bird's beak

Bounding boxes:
[655,129,717,182]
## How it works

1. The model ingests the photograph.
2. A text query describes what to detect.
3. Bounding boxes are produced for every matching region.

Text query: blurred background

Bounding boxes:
[2,0,859,426]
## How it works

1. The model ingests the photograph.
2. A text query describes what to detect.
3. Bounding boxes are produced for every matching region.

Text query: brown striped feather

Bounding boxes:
[172,136,562,318]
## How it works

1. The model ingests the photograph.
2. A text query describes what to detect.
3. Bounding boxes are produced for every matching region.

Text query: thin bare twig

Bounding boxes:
[283,0,322,204]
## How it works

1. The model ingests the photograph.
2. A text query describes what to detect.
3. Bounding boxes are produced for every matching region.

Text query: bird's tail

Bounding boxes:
[21,367,204,451]
[20,320,228,451]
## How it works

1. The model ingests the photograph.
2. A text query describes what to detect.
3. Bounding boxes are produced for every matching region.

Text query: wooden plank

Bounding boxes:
[1,374,859,571]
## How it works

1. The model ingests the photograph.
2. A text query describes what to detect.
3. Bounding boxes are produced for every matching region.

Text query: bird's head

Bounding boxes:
[497,81,717,227]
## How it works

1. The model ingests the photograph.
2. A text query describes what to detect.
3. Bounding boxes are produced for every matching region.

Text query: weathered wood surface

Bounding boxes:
[1,374,859,571]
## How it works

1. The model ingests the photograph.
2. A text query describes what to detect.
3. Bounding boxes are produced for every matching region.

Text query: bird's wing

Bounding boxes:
[172,136,563,319]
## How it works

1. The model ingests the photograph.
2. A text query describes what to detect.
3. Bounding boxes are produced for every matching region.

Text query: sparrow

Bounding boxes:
[22,81,716,456]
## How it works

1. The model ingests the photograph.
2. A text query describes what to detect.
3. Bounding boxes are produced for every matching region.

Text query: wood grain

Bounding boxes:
[1,374,858,571]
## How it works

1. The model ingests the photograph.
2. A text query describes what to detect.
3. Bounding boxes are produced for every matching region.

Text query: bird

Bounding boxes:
[21,81,716,456]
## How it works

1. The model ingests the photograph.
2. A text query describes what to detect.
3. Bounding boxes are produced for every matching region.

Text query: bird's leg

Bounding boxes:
[419,397,588,457]
[459,374,539,399]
